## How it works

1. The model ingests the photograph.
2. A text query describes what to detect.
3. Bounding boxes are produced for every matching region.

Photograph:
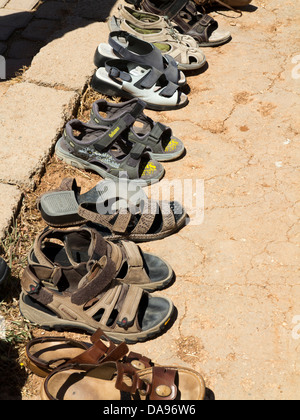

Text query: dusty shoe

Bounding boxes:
[19,258,175,344]
[108,5,207,71]
[132,0,231,47]
[28,226,175,292]
[38,177,187,242]
[26,328,151,377]
[55,119,165,185]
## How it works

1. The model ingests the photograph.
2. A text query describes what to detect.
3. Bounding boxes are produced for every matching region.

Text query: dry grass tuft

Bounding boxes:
[0,82,112,398]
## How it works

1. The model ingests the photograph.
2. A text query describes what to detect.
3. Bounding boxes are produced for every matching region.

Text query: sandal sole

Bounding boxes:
[198,35,232,48]
[151,147,185,162]
[91,73,189,112]
[19,292,175,344]
[39,190,85,227]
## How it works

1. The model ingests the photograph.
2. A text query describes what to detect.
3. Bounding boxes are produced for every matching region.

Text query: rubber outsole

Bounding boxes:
[198,35,232,48]
[55,138,164,187]
[19,292,176,344]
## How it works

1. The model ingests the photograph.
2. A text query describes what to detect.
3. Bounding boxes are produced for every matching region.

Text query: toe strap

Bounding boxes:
[115,364,178,400]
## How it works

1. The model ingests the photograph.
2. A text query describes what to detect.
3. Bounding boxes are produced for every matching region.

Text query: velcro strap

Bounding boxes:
[128,99,146,120]
[125,142,147,169]
[22,267,42,295]
[198,14,214,26]
[160,81,179,98]
[87,230,107,259]
[129,142,146,160]
[116,286,143,329]
[22,265,54,306]
[108,66,132,82]
[148,122,170,144]
[185,0,197,14]
[71,258,116,306]
[134,67,162,90]
[120,241,143,268]
[93,117,134,153]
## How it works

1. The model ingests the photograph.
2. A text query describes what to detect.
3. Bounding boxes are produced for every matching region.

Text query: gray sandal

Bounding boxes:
[55,119,165,186]
[89,98,185,162]
[94,30,186,87]
[91,59,188,111]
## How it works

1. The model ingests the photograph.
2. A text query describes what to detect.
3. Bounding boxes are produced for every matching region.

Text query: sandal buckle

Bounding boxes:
[109,67,121,79]
[117,317,134,329]
[28,282,41,295]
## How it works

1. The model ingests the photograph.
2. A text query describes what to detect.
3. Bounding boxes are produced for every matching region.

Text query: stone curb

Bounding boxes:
[0,8,116,239]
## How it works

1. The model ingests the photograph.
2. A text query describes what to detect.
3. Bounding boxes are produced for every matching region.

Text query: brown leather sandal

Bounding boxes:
[26,328,152,377]
[42,361,206,400]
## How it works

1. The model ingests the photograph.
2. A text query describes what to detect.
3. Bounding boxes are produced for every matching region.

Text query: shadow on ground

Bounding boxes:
[0,339,27,400]
[0,0,118,80]
[0,0,259,80]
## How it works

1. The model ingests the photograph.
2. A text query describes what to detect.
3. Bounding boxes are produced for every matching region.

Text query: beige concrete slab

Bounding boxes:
[4,0,39,10]
[0,82,78,189]
[24,19,110,91]
[0,183,22,239]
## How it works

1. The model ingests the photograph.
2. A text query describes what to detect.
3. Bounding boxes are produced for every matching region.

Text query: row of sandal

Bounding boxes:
[19,0,253,401]
[20,187,200,400]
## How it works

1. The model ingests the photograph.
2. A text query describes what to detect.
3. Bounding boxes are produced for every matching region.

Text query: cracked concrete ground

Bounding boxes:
[0,0,299,400]
[130,0,300,400]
